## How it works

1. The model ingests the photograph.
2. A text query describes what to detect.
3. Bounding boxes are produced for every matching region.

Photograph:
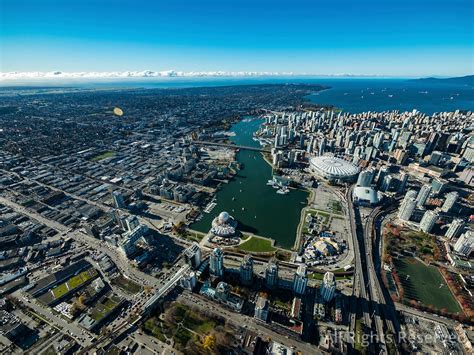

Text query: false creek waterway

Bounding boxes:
[190,118,309,249]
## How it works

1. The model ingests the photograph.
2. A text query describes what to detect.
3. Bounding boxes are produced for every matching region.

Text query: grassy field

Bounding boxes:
[182,230,204,242]
[328,200,343,214]
[144,302,218,350]
[51,283,69,299]
[240,234,251,241]
[90,295,122,321]
[183,310,216,334]
[238,236,275,252]
[51,269,97,299]
[91,151,115,161]
[395,257,461,313]
[143,317,167,342]
[68,269,95,289]
[111,275,142,295]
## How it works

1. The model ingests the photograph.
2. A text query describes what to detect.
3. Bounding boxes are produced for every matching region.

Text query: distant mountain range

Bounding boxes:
[411,75,474,86]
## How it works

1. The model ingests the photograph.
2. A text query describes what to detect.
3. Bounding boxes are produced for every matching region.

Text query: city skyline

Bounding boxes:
[1,1,473,354]
[1,0,473,77]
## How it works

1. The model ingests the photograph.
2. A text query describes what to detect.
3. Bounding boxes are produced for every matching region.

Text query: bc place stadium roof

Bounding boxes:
[310,156,359,179]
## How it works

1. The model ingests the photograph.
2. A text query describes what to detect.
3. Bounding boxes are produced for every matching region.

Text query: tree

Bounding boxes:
[202,335,215,352]
[144,285,153,295]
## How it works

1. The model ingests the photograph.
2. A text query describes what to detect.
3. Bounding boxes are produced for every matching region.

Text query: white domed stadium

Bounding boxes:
[310,155,359,182]
[211,211,238,238]
[353,186,382,206]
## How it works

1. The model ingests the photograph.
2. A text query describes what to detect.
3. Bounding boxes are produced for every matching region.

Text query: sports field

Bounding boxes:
[394,257,461,313]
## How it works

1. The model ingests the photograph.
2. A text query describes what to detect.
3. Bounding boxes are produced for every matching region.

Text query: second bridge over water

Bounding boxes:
[193,140,270,152]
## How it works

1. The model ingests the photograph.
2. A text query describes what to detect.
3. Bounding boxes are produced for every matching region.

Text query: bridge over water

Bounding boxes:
[193,140,270,152]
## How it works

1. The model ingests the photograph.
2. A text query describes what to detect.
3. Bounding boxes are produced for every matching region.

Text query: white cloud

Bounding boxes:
[0,70,385,81]
[0,70,300,80]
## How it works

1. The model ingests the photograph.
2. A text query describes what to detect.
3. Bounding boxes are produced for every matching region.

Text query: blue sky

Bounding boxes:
[1,0,473,76]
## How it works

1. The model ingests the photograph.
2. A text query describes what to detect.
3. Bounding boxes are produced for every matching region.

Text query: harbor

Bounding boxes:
[190,118,309,249]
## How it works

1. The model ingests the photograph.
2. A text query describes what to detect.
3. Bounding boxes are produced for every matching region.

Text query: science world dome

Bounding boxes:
[218,211,230,224]
[211,211,238,238]
[310,156,359,182]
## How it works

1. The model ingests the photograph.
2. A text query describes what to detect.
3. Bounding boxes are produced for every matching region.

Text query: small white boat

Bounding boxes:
[276,188,289,195]
[242,207,245,211]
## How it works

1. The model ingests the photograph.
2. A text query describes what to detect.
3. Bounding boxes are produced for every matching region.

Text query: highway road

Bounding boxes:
[346,185,398,354]
[345,186,371,329]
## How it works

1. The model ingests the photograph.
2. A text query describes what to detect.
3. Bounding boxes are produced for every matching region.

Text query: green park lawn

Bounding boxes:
[68,269,96,289]
[90,295,122,321]
[238,236,276,253]
[143,303,217,348]
[183,230,204,242]
[51,283,69,299]
[51,269,98,299]
[91,151,115,161]
[395,257,461,313]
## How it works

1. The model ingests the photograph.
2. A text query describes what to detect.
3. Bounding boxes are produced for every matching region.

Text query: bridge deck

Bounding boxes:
[194,140,270,152]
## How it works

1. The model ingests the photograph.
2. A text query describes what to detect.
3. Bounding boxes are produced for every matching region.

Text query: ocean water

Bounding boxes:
[306,78,474,114]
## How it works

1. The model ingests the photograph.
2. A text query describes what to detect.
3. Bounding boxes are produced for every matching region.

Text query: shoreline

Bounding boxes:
[294,188,315,251]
